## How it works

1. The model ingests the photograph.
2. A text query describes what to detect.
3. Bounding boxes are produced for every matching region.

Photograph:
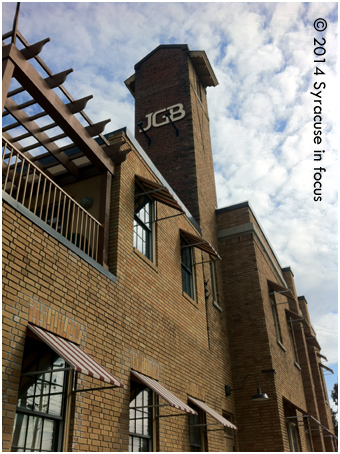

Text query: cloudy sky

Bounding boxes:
[2,2,338,396]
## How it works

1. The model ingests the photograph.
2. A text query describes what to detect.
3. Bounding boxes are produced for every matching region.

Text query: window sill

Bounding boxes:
[277,340,287,352]
[133,247,158,273]
[213,300,223,312]
[182,292,197,307]
[294,362,301,371]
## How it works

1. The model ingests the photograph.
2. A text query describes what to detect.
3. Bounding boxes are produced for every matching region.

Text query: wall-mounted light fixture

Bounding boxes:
[225,374,269,402]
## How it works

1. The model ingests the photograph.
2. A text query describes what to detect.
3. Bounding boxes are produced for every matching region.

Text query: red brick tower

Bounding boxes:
[125,44,219,243]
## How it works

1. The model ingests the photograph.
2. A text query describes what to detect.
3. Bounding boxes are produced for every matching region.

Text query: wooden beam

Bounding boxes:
[7,44,115,175]
[20,38,50,60]
[5,97,79,178]
[97,171,112,269]
[8,69,73,97]
[3,96,94,129]
[2,46,15,111]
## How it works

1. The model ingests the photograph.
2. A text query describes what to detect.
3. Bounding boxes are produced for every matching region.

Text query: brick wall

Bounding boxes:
[2,145,235,452]
[215,203,335,452]
[132,45,218,245]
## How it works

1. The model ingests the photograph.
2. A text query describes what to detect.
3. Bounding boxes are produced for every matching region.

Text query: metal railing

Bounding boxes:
[2,137,102,262]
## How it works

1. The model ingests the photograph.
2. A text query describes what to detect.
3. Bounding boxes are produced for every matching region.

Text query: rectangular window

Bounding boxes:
[11,335,70,452]
[181,239,194,299]
[284,400,302,452]
[270,292,283,344]
[287,316,299,364]
[223,411,236,451]
[303,418,313,452]
[189,404,207,452]
[287,422,301,452]
[134,186,154,261]
[129,381,155,452]
[209,259,218,303]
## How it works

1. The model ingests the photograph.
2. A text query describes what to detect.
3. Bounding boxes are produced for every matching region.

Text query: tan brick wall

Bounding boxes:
[216,204,334,452]
[2,145,235,452]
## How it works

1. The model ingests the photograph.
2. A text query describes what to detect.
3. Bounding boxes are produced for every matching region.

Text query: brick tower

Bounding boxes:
[125,45,219,242]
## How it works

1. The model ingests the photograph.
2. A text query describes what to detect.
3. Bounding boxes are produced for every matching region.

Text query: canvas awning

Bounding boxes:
[28,324,124,389]
[180,229,221,260]
[131,370,197,415]
[135,175,184,214]
[188,396,237,430]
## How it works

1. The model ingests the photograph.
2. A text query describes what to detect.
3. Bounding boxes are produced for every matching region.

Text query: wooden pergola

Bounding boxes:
[2,5,131,268]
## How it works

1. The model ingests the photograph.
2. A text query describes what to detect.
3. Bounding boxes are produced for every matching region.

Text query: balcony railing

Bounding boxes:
[2,137,102,262]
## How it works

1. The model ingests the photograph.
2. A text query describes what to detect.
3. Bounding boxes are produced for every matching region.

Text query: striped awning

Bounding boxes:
[28,324,124,388]
[131,370,197,415]
[188,396,237,430]
[180,229,221,260]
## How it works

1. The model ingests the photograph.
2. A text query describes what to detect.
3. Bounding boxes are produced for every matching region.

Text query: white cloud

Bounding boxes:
[314,313,339,365]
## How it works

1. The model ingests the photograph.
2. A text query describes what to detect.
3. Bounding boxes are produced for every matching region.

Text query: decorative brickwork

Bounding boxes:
[28,300,84,343]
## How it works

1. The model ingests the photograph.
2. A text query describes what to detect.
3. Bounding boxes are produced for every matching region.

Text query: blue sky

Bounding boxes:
[2,1,338,400]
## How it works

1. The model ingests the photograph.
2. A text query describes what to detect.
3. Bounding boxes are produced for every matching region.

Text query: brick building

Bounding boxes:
[2,25,336,453]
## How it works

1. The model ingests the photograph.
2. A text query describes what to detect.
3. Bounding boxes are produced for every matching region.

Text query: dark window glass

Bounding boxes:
[287,422,301,452]
[287,317,299,363]
[129,381,153,452]
[210,260,218,303]
[270,292,283,343]
[134,188,153,260]
[181,241,194,299]
[189,404,207,452]
[11,336,69,452]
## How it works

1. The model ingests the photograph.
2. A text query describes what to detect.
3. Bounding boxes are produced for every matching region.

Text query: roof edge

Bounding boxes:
[134,44,189,70]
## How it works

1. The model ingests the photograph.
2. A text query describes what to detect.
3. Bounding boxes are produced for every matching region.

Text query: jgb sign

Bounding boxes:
[139,103,185,132]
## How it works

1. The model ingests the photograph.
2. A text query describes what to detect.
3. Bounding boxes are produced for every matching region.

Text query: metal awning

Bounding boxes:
[188,396,237,430]
[28,324,124,389]
[268,281,296,301]
[131,370,197,415]
[286,414,337,439]
[319,363,334,374]
[135,175,184,214]
[308,415,337,439]
[304,330,321,350]
[317,352,328,361]
[180,229,221,260]
[285,309,310,327]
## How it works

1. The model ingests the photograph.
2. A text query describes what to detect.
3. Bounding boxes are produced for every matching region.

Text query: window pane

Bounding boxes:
[140,438,150,452]
[12,414,28,450]
[18,377,35,411]
[41,419,57,451]
[26,416,43,451]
